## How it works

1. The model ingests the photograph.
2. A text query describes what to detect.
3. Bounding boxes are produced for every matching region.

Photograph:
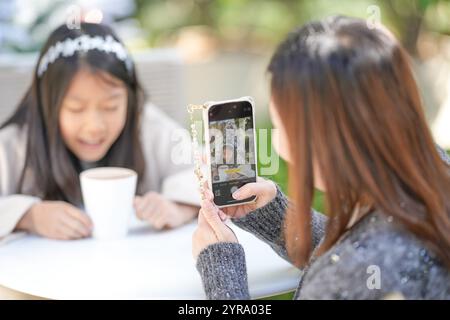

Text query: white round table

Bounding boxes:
[0,221,300,299]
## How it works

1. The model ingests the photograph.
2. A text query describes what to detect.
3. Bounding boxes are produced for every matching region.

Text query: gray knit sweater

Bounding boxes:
[196,149,450,300]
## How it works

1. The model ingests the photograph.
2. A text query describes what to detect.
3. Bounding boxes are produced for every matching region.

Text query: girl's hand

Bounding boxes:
[16,201,93,240]
[202,177,278,219]
[192,198,238,259]
[134,192,198,230]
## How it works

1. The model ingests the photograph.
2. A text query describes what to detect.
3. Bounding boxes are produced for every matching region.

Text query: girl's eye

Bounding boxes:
[103,106,119,112]
[66,108,84,113]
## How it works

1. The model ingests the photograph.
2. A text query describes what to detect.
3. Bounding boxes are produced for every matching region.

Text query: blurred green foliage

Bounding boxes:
[6,0,450,55]
[135,0,450,54]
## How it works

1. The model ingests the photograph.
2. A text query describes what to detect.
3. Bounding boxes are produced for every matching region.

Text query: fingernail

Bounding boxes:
[232,191,240,199]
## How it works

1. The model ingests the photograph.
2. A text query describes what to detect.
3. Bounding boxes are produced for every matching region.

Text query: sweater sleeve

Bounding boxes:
[196,242,250,300]
[231,186,328,263]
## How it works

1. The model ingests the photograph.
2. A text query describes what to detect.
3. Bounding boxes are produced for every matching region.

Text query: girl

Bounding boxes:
[0,23,199,240]
[193,16,450,299]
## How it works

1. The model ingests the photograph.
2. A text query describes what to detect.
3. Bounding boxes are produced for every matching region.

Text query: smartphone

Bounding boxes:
[203,96,258,207]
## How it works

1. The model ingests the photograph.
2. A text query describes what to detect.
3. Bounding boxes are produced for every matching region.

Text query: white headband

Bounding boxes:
[37,35,133,77]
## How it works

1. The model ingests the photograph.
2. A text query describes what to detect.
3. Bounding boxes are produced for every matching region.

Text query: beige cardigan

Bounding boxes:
[0,104,200,238]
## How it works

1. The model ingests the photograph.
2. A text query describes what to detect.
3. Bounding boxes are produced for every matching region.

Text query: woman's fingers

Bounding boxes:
[197,208,210,227]
[231,182,261,200]
[197,208,217,237]
[200,199,232,242]
[231,179,276,211]
[192,208,218,259]
[200,181,214,201]
[218,210,227,221]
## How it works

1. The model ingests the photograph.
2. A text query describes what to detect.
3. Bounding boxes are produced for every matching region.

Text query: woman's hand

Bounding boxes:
[203,177,278,219]
[16,201,93,240]
[134,192,198,230]
[192,198,238,259]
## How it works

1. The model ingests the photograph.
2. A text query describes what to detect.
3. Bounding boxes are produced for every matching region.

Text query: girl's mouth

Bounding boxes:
[77,139,106,150]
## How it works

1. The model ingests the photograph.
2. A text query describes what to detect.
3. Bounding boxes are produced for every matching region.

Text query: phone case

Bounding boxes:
[203,96,258,208]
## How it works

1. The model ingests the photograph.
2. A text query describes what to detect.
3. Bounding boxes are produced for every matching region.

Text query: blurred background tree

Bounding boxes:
[132,0,450,54]
[3,0,450,56]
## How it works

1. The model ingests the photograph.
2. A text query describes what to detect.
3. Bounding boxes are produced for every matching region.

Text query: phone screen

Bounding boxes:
[208,100,257,206]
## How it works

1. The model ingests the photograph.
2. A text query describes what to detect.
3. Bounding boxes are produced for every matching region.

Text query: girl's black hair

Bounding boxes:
[1,23,146,206]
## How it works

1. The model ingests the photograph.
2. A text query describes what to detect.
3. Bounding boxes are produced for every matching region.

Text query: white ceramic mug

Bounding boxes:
[80,167,137,240]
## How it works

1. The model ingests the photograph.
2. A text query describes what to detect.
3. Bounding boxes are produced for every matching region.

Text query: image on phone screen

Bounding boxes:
[208,100,257,206]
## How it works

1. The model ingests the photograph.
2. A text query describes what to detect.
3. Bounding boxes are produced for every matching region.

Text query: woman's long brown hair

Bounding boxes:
[268,16,450,268]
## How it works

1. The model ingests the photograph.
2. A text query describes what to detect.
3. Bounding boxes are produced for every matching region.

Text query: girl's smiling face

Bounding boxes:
[59,68,128,162]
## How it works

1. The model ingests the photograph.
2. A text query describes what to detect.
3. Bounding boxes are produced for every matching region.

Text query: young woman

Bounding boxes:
[192,16,450,299]
[0,23,199,240]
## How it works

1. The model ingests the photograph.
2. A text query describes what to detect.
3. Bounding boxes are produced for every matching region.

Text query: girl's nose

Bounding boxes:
[84,110,107,136]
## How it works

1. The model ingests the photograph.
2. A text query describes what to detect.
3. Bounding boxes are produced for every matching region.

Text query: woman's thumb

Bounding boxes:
[232,182,259,200]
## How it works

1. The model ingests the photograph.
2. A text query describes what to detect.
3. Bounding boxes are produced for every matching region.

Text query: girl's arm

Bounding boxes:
[0,124,41,238]
[0,195,40,238]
